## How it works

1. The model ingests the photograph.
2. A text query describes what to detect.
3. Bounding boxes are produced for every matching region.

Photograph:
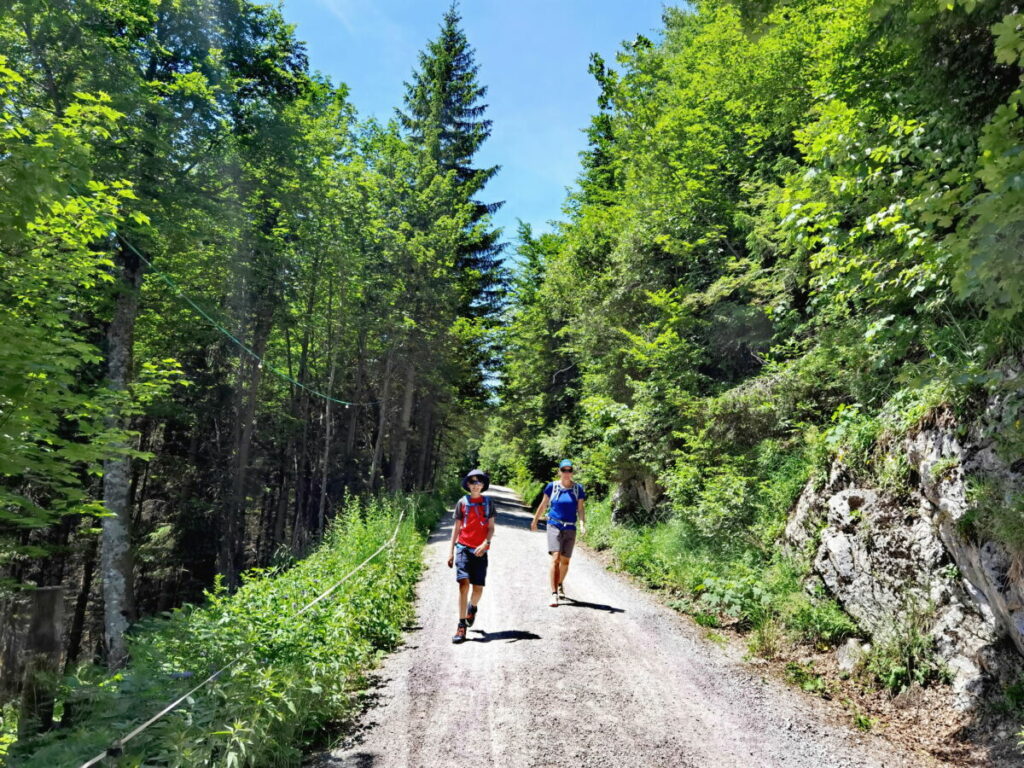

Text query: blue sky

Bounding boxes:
[278,0,668,250]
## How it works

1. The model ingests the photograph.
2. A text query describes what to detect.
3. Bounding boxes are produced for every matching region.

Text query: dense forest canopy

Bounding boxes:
[486,0,1024,525]
[482,0,1024,699]
[0,0,502,671]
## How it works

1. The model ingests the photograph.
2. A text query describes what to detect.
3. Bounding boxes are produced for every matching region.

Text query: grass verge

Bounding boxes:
[6,492,443,767]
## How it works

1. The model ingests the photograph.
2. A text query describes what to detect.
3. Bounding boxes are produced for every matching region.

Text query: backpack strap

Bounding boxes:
[550,482,578,503]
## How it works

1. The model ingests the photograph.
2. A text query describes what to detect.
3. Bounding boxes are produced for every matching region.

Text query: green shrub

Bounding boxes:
[965,475,1024,556]
[765,562,857,647]
[11,493,438,767]
[749,615,786,659]
[998,679,1024,715]
[865,607,949,694]
[698,574,770,627]
[784,661,829,695]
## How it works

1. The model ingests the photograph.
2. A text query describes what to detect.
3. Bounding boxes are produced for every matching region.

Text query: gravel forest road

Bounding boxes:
[309,486,937,768]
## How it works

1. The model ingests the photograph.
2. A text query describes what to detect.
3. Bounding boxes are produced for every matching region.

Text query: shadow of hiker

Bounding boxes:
[559,598,625,614]
[469,629,541,643]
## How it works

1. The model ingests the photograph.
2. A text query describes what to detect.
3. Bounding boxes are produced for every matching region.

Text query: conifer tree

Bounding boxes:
[397,2,504,315]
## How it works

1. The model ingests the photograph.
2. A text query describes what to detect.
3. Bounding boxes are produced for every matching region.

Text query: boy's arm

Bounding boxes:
[475,516,495,557]
[447,509,462,568]
[530,493,549,532]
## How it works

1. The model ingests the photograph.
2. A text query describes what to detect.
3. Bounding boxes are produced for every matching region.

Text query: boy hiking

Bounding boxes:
[530,459,586,606]
[447,469,496,643]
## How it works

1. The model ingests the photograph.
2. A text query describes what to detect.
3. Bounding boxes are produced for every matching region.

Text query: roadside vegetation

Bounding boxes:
[482,0,1024,741]
[3,493,444,767]
[1,2,497,760]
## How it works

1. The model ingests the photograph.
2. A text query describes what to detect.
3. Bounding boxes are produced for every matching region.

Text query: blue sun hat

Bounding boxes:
[558,459,574,470]
[461,469,490,492]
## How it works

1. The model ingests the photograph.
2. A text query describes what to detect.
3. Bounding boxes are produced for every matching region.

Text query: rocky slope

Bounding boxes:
[785,383,1024,708]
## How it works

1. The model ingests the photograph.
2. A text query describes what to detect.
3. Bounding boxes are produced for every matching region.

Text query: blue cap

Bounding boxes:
[559,459,574,469]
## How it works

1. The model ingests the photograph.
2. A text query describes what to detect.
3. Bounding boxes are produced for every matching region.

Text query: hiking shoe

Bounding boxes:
[557,584,567,601]
[452,623,467,643]
[549,592,559,607]
[466,603,478,627]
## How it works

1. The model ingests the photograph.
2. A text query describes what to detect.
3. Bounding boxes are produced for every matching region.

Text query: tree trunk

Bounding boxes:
[415,401,434,490]
[66,528,98,670]
[100,245,141,669]
[220,316,272,588]
[317,356,338,533]
[369,351,395,492]
[389,360,417,493]
[17,587,64,739]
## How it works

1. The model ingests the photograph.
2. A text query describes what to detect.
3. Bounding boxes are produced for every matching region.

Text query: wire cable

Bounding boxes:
[78,504,410,768]
[4,106,378,408]
[115,233,376,408]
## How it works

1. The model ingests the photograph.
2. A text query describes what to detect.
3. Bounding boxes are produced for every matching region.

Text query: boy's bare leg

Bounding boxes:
[458,579,470,619]
[470,585,483,607]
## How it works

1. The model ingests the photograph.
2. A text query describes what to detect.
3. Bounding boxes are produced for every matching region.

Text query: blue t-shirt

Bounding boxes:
[544,482,586,529]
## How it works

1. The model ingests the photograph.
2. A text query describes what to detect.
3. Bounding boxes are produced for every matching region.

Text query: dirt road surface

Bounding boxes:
[309,486,937,768]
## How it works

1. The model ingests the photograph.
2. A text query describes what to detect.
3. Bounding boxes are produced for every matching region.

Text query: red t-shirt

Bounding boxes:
[454,495,493,548]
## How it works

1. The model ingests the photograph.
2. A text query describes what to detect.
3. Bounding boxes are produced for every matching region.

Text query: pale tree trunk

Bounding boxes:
[317,356,338,533]
[388,360,417,493]
[100,247,141,669]
[369,351,394,492]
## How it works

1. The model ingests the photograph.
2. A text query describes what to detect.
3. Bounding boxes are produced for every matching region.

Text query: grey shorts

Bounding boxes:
[547,525,577,557]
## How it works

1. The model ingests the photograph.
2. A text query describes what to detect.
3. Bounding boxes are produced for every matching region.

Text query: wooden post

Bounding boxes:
[17,586,65,739]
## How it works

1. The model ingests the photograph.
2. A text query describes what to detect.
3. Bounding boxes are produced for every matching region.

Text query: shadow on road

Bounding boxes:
[559,598,625,614]
[468,628,541,643]
[323,752,375,767]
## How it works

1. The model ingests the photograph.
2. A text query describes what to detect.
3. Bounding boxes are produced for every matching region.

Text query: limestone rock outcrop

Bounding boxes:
[784,385,1024,707]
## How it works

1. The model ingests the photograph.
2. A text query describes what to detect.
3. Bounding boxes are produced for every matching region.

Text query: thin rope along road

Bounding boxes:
[78,505,410,768]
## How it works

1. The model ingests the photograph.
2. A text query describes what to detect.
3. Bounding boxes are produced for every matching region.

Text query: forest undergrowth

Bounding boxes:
[1,492,444,768]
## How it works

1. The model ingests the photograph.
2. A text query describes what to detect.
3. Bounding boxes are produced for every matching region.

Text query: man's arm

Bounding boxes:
[530,494,549,532]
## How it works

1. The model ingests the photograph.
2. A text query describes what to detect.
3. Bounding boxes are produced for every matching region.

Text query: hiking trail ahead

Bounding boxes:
[308,486,938,768]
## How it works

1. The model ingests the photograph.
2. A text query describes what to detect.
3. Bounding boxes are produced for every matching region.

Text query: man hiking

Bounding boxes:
[530,459,586,606]
[447,469,496,643]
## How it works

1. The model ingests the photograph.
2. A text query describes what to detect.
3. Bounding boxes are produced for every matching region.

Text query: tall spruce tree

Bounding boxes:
[397,2,504,316]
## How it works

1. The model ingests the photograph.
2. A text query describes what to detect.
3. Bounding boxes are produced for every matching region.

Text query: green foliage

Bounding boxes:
[864,606,949,694]
[845,700,876,732]
[996,678,1024,715]
[0,62,167,560]
[0,703,15,759]
[784,661,829,696]
[11,493,439,767]
[965,476,1024,556]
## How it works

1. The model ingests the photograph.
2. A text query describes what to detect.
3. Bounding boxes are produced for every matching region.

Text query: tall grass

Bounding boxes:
[8,493,443,767]
[585,489,856,655]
